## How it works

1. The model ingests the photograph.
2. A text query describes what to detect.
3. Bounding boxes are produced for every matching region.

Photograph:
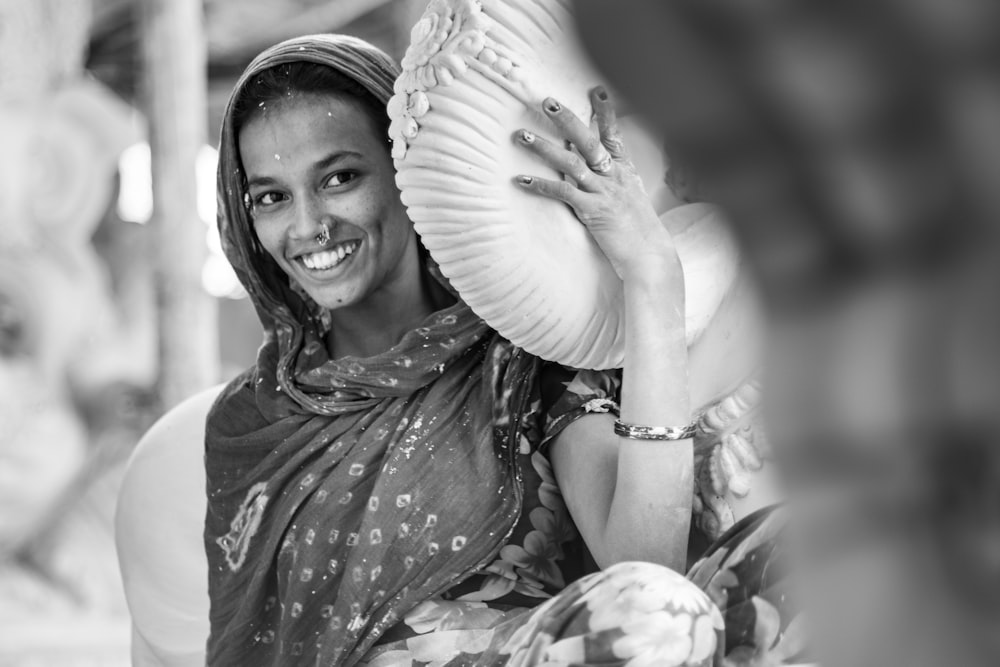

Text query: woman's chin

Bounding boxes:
[308,288,364,312]
[294,274,364,311]
[291,260,369,311]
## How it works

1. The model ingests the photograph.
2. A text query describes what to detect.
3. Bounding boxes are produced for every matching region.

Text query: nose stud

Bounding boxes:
[316,222,331,246]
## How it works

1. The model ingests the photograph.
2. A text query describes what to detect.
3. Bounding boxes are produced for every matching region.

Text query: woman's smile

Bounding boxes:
[297,239,362,273]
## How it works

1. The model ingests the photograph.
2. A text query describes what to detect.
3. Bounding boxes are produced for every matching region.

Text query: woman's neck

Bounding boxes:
[325,246,455,359]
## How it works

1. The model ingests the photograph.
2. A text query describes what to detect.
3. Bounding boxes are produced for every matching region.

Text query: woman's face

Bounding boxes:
[239,92,415,311]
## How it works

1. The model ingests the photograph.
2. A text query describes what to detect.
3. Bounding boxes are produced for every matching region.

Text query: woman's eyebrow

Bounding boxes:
[245,150,364,189]
[246,174,279,189]
[314,150,364,170]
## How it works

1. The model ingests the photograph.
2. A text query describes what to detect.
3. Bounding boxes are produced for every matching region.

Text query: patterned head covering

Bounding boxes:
[215,34,403,412]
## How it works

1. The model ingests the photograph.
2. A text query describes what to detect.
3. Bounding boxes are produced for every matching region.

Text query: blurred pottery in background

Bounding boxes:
[0,77,141,661]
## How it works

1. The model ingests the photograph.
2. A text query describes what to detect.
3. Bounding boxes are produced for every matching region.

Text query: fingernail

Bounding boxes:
[519,129,535,144]
[544,98,561,114]
[516,175,533,185]
[595,86,608,101]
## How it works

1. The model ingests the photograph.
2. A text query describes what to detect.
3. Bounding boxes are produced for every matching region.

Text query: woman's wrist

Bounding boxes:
[622,264,685,328]
[619,237,684,290]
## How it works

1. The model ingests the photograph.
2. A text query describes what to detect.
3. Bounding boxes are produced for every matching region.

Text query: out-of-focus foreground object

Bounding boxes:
[576,1,1000,666]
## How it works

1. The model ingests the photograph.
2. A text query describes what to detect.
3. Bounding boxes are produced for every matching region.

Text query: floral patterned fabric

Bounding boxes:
[688,506,805,666]
[359,507,796,667]
[362,561,724,667]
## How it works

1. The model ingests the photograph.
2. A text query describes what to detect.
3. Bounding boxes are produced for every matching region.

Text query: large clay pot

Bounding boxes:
[389,0,742,370]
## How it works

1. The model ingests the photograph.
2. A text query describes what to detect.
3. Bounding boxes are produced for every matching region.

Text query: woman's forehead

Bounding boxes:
[240,90,374,134]
[237,94,381,164]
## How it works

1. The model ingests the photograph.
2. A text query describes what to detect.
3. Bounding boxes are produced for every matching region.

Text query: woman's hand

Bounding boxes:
[523,91,693,571]
[514,87,680,284]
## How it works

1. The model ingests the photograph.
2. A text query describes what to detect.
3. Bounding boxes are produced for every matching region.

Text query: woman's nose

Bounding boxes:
[289,195,329,241]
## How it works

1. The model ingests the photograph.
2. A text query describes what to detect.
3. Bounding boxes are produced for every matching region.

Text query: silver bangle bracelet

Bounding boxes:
[613,418,698,441]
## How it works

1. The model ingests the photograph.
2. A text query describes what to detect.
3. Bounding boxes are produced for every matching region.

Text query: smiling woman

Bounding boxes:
[117,30,794,667]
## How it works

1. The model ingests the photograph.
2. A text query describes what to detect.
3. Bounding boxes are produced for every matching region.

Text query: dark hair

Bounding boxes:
[230,61,390,147]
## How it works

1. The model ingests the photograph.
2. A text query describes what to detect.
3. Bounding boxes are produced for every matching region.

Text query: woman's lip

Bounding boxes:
[293,238,363,260]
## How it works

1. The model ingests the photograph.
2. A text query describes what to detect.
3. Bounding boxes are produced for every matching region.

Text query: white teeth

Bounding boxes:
[300,242,359,270]
[302,251,336,270]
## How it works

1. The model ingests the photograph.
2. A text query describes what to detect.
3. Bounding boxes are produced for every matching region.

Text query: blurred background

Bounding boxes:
[0,1,425,664]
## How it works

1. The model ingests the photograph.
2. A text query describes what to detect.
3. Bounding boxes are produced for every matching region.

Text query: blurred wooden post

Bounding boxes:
[140,0,219,410]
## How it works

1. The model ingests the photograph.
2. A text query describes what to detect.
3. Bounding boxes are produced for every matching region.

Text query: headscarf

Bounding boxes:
[205,34,537,666]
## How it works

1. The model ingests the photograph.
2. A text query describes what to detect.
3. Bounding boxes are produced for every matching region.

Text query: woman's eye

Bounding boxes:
[254,191,287,207]
[324,171,357,188]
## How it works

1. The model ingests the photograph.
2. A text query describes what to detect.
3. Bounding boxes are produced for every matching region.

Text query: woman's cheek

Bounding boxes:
[258,232,288,268]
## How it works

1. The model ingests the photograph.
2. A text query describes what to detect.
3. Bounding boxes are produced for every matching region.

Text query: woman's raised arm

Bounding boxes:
[515,88,692,571]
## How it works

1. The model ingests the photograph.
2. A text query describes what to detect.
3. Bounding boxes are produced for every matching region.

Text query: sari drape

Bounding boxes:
[206,304,538,665]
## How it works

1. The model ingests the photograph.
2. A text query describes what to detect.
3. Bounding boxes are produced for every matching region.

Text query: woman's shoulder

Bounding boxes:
[115,384,222,666]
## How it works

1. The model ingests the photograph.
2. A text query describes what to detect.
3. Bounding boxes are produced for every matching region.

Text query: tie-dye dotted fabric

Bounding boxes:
[206,298,533,665]
[205,295,627,666]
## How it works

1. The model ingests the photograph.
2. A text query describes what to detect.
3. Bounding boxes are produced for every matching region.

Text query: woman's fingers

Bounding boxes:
[542,97,613,173]
[591,87,627,160]
[515,173,595,214]
[515,129,602,191]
